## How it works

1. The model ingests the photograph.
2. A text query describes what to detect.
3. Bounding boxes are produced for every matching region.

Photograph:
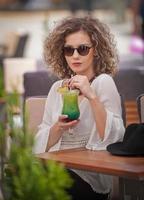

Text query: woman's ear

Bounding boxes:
[93,50,98,57]
[93,51,97,56]
[93,47,97,56]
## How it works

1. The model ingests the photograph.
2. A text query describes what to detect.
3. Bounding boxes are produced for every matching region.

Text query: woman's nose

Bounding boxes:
[73,49,79,58]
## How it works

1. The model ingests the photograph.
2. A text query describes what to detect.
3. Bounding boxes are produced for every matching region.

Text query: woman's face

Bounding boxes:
[64,30,95,77]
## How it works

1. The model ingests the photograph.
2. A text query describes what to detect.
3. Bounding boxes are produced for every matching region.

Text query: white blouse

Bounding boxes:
[33,73,125,194]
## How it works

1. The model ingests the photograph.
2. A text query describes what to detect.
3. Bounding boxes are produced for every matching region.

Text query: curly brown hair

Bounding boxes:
[44,16,119,79]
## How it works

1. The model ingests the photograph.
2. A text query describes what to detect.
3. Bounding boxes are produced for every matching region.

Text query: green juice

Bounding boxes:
[62,89,80,121]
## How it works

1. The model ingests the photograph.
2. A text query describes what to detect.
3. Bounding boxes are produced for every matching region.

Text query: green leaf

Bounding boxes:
[0,89,73,200]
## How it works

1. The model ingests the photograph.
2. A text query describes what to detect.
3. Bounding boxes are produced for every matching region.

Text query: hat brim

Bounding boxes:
[107,142,144,156]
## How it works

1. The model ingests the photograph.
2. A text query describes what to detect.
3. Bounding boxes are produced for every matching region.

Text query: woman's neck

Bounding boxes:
[89,75,96,84]
[76,71,95,82]
[86,73,96,83]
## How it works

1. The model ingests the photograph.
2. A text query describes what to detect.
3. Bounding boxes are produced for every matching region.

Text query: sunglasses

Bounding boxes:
[63,45,93,56]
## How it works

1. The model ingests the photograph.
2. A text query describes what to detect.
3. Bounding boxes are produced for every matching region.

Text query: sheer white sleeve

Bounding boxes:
[33,81,62,154]
[86,74,125,150]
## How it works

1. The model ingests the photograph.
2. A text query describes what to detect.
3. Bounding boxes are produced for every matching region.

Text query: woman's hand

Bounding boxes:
[46,115,79,151]
[56,115,79,133]
[69,75,96,99]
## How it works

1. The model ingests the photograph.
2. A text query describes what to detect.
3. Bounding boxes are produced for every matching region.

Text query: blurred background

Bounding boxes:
[1,2,144,200]
[0,0,134,58]
[0,0,144,126]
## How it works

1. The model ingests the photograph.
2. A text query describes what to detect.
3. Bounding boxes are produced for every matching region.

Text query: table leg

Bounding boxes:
[119,178,125,200]
[119,177,144,200]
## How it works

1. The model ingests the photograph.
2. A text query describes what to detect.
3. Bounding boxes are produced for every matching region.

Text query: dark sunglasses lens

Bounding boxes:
[64,45,91,56]
[78,45,90,56]
[64,47,74,56]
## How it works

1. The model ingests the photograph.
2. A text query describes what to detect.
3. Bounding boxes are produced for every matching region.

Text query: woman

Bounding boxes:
[34,16,125,200]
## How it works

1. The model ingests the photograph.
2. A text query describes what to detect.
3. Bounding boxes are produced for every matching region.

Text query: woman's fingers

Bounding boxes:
[59,115,68,122]
[58,118,79,131]
[69,75,89,89]
[63,119,79,127]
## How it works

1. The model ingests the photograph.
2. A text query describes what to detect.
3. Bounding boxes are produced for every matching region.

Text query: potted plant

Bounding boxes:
[0,86,72,200]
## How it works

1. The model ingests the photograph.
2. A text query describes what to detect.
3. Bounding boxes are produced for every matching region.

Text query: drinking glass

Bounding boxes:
[62,89,80,120]
[62,89,80,134]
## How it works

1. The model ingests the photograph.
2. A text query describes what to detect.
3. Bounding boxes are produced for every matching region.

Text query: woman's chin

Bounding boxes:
[71,68,83,74]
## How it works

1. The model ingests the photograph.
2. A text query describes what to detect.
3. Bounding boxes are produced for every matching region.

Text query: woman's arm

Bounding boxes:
[69,74,124,141]
[88,96,107,140]
[86,74,125,150]
[46,116,79,151]
[33,81,61,154]
[34,80,79,153]
[69,75,107,139]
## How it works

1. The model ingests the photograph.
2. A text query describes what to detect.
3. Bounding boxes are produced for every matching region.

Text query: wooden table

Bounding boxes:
[37,148,144,200]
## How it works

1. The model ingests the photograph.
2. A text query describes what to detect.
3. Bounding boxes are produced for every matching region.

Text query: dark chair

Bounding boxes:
[23,70,59,100]
[23,71,59,132]
[0,33,29,58]
[0,33,29,70]
[120,94,126,127]
[113,69,144,125]
[136,94,144,123]
[13,33,29,57]
[114,69,144,101]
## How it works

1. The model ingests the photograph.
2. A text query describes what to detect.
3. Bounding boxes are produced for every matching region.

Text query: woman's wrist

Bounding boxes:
[87,90,97,100]
[47,124,63,151]
[52,122,64,134]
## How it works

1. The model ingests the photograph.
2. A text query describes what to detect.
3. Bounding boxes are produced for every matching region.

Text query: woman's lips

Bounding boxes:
[72,62,82,67]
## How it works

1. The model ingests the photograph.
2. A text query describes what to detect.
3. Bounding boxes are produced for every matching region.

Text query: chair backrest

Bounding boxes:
[136,94,144,123]
[120,94,126,127]
[2,32,29,58]
[13,33,29,57]
[23,71,59,99]
[4,31,19,57]
[25,96,47,134]
[114,69,144,101]
[3,58,37,94]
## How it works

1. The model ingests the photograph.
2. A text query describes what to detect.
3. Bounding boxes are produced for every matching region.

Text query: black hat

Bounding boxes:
[107,123,144,156]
